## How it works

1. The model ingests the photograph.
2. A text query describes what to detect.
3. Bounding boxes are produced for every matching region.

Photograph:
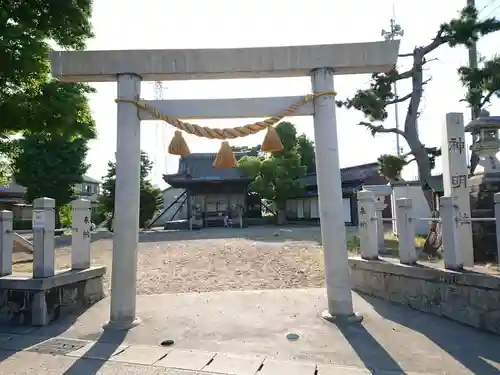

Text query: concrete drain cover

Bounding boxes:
[28,338,89,355]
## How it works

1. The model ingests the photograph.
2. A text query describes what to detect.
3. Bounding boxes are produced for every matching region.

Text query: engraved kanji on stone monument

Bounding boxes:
[442,113,473,267]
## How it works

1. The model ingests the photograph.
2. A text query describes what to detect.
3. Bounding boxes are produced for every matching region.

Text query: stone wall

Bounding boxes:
[349,258,500,334]
[0,266,105,326]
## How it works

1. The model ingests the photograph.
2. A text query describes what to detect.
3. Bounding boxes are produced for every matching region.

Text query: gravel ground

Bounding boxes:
[12,225,500,295]
[14,226,357,295]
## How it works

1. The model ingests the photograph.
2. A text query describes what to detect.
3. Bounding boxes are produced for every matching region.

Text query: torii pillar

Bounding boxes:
[49,40,400,328]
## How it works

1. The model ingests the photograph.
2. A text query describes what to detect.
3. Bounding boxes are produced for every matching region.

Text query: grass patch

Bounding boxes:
[347,232,441,261]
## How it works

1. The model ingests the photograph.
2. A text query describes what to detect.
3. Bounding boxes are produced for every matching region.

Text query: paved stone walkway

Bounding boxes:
[1,288,499,374]
[0,334,426,374]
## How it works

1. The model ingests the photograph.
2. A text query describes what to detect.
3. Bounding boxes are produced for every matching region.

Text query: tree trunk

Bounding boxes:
[405,125,441,257]
[55,205,61,229]
[276,207,287,225]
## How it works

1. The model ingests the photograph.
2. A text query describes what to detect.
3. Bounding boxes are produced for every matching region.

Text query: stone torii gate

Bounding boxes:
[49,41,400,329]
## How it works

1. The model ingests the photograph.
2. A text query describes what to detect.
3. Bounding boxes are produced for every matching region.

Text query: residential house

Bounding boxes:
[285,162,391,225]
[0,175,102,226]
[73,175,102,210]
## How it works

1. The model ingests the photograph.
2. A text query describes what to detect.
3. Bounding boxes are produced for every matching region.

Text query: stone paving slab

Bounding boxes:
[0,334,50,351]
[154,348,216,371]
[317,363,374,374]
[258,358,316,375]
[202,352,264,375]
[112,344,171,365]
[33,289,500,374]
[0,340,436,374]
[65,341,130,360]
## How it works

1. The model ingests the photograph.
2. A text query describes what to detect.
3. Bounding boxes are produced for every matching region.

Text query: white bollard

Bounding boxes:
[357,190,378,260]
[395,198,417,265]
[32,197,55,278]
[440,196,463,270]
[0,210,13,276]
[494,193,500,265]
[374,199,387,250]
[71,199,92,270]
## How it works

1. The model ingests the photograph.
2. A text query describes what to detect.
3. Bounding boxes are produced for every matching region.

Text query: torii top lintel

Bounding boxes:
[49,40,400,83]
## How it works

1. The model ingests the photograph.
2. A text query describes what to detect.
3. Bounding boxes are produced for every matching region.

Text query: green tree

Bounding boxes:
[297,133,315,173]
[99,151,163,229]
[376,154,407,181]
[335,5,500,193]
[0,1,95,169]
[238,122,307,224]
[459,55,500,171]
[11,134,90,227]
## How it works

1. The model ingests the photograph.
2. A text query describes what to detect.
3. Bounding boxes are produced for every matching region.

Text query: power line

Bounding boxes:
[485,1,500,17]
[381,6,404,156]
[153,81,166,182]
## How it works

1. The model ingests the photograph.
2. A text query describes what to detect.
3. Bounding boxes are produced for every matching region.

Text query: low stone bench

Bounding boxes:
[0,266,105,326]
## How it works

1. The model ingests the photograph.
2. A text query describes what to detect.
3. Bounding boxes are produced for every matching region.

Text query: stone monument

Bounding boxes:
[442,113,473,266]
[465,110,500,262]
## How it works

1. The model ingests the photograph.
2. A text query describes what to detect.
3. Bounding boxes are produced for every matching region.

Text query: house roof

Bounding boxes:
[165,155,382,189]
[0,181,26,195]
[299,162,380,187]
[82,175,101,184]
[164,151,258,186]
[390,174,444,192]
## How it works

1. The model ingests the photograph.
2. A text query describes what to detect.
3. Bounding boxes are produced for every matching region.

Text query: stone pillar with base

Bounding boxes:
[395,198,417,265]
[311,68,360,323]
[465,111,500,262]
[495,193,500,264]
[106,73,142,330]
[440,196,463,270]
[362,185,392,254]
[357,190,378,260]
[32,197,55,278]
[71,199,92,270]
[442,113,473,266]
[0,210,13,276]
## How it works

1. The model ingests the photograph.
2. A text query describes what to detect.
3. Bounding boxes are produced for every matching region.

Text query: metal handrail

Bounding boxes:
[13,231,34,253]
[370,216,497,223]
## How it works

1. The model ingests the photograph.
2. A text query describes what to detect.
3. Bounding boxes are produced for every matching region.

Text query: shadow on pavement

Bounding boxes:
[60,329,127,375]
[333,321,406,373]
[359,293,500,375]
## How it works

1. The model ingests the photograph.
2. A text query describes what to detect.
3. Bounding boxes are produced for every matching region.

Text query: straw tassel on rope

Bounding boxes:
[213,141,237,168]
[115,90,336,166]
[261,126,283,152]
[168,130,191,157]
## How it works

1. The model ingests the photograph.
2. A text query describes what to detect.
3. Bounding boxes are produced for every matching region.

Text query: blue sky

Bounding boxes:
[83,0,500,187]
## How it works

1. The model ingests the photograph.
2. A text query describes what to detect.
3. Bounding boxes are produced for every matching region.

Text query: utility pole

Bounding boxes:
[381,10,404,156]
[467,0,480,172]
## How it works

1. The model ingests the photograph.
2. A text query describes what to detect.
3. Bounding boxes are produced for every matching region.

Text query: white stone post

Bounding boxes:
[374,198,387,250]
[312,68,358,321]
[442,113,473,266]
[440,196,463,270]
[71,199,92,270]
[32,197,55,278]
[107,73,142,330]
[357,190,378,260]
[395,198,417,265]
[0,210,13,276]
[494,193,500,264]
